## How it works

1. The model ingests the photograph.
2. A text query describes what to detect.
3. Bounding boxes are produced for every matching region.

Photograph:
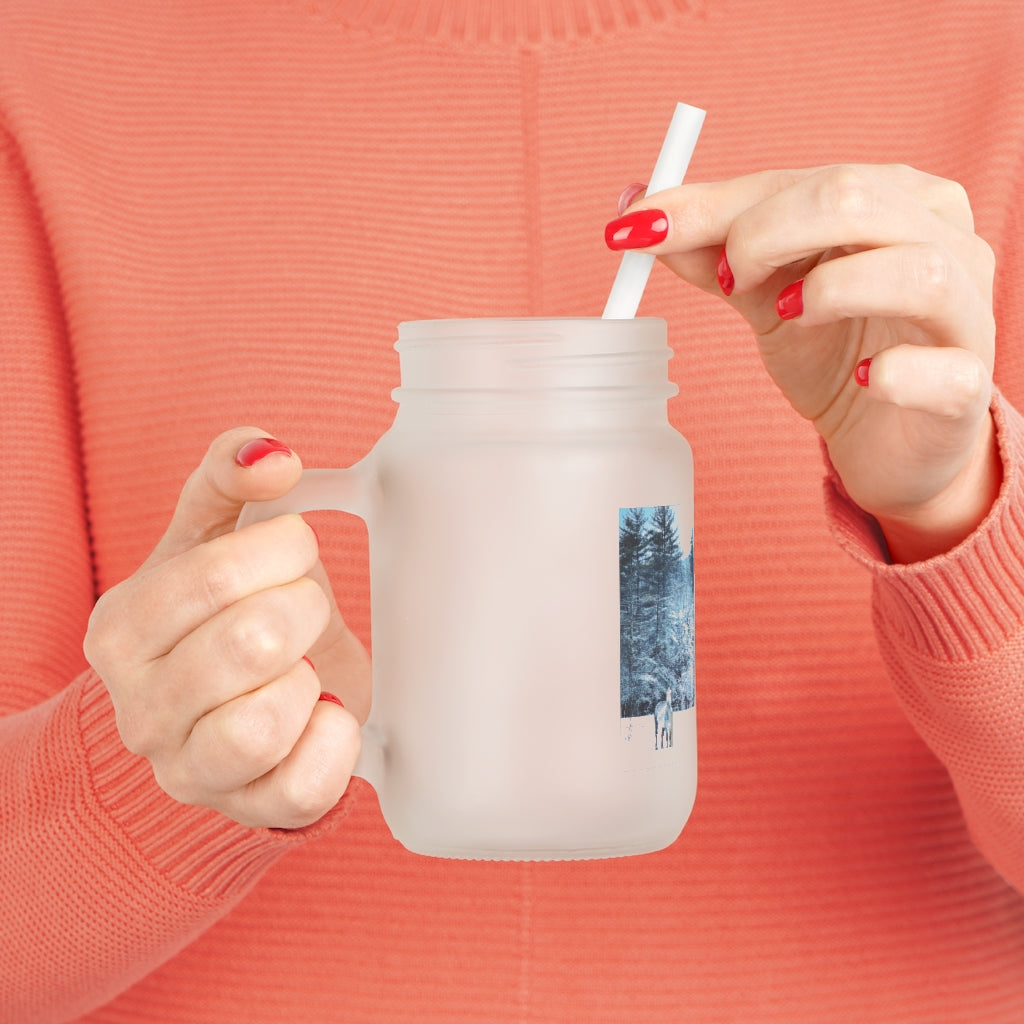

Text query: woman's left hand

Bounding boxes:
[606,164,1000,562]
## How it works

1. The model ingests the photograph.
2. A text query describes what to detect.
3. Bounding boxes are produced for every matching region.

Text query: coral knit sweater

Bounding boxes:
[2,1,1023,1021]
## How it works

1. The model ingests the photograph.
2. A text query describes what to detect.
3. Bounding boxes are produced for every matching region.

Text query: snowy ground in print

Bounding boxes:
[619,710,694,772]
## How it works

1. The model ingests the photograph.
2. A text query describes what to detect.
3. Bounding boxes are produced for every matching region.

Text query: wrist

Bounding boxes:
[873,413,1002,563]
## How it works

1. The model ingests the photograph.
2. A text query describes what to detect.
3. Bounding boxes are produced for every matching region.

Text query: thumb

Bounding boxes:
[145,427,304,567]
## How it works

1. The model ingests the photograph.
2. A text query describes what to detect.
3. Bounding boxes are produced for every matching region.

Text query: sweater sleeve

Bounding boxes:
[825,392,1024,895]
[0,129,352,1023]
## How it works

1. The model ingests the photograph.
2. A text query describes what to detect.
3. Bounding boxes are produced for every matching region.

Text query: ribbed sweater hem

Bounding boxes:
[77,669,353,903]
[825,391,1024,662]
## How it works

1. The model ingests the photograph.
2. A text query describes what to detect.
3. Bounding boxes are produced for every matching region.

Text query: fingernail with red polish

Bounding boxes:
[776,280,804,320]
[855,358,872,387]
[318,691,345,708]
[616,182,648,216]
[716,248,734,296]
[604,208,669,250]
[235,437,293,468]
[302,655,316,672]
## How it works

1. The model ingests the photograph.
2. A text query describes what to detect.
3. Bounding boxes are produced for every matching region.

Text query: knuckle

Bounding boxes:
[938,176,971,214]
[728,222,773,280]
[278,763,336,826]
[81,619,108,672]
[973,235,996,281]
[83,587,130,669]
[885,161,915,179]
[766,167,802,195]
[918,353,990,421]
[277,515,321,573]
[219,577,328,677]
[110,685,169,759]
[946,355,989,408]
[281,714,359,826]
[681,188,718,242]
[298,574,332,627]
[221,696,291,769]
[821,165,879,224]
[811,270,845,318]
[222,607,290,674]
[927,174,975,232]
[908,243,953,297]
[114,703,156,756]
[150,758,202,807]
[931,393,978,421]
[196,550,248,612]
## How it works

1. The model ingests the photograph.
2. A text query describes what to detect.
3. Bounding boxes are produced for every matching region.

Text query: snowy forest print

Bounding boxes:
[619,505,695,744]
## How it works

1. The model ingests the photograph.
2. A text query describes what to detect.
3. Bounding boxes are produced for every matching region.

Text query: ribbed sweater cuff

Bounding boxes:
[77,669,355,903]
[824,391,1024,661]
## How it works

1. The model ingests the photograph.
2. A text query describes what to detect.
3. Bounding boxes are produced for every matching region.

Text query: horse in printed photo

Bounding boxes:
[654,687,674,750]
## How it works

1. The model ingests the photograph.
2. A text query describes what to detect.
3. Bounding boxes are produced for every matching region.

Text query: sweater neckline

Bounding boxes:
[320,0,704,44]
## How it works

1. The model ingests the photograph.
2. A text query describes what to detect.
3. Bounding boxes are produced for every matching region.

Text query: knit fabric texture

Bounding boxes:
[1,1,1023,1021]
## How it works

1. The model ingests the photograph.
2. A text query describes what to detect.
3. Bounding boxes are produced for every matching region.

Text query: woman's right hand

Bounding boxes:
[84,428,369,830]
[608,164,998,562]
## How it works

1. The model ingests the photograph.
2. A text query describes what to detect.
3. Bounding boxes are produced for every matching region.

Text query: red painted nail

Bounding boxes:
[776,279,804,320]
[302,655,316,672]
[716,248,734,296]
[235,437,293,468]
[604,208,669,250]
[616,182,648,216]
[318,691,345,708]
[855,357,872,387]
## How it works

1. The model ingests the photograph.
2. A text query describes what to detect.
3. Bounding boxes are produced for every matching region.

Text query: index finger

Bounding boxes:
[116,513,320,662]
[625,163,975,257]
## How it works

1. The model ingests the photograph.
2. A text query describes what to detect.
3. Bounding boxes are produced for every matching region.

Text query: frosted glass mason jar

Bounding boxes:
[239,318,696,860]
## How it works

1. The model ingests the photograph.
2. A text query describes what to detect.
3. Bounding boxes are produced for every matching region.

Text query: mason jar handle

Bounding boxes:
[235,464,386,793]
[235,466,372,528]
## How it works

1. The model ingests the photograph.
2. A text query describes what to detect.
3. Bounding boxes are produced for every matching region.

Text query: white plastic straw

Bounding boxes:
[602,102,706,319]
